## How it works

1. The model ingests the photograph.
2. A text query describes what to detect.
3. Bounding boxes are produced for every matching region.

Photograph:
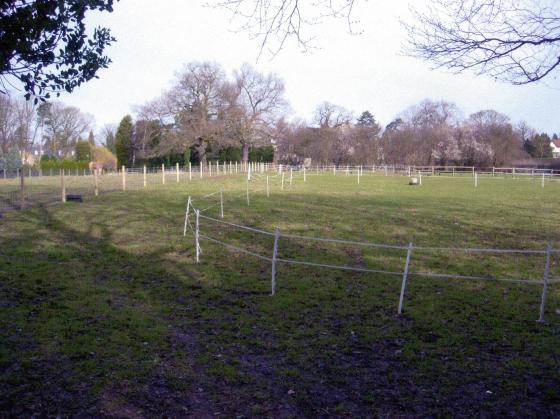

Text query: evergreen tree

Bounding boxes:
[115,115,134,167]
[88,130,95,146]
[75,140,92,162]
[357,110,377,126]
[105,131,116,154]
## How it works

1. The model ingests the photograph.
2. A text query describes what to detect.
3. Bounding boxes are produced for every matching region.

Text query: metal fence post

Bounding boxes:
[246,178,250,206]
[538,243,552,323]
[271,228,280,296]
[398,242,414,315]
[195,209,200,263]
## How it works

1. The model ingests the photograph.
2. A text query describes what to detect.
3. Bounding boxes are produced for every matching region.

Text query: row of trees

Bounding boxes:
[110,61,286,168]
[276,100,556,167]
[0,95,118,172]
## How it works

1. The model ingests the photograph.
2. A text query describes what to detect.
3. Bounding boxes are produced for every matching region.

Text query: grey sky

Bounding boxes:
[60,0,560,136]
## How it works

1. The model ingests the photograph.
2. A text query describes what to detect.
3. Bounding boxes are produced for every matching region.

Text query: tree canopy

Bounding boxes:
[0,0,118,100]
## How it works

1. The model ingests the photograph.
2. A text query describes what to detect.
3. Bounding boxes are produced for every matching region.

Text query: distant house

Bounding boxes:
[551,140,560,158]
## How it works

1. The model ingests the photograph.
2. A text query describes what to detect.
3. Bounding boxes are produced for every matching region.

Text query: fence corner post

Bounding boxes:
[398,242,414,315]
[183,196,192,237]
[538,242,552,323]
[271,228,280,296]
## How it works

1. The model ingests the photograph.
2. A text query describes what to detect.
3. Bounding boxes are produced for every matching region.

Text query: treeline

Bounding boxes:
[277,100,557,167]
[108,114,274,169]
[2,60,558,173]
[0,95,117,172]
[108,61,285,168]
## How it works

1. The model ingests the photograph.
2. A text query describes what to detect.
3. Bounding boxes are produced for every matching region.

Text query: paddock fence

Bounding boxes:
[2,162,559,214]
[183,188,559,323]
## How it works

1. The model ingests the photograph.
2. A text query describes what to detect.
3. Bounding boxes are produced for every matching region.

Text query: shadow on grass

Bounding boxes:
[0,201,559,417]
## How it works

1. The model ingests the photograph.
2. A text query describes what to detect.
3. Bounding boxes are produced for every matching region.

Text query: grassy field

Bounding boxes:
[1,172,559,417]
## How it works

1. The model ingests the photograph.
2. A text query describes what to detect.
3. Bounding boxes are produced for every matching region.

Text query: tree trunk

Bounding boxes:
[241,141,249,164]
[19,167,25,210]
[197,138,207,164]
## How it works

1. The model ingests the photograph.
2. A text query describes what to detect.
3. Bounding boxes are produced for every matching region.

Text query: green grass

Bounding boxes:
[1,172,559,416]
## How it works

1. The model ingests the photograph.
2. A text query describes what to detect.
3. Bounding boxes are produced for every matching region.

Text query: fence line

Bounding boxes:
[184,191,558,322]
[3,162,560,214]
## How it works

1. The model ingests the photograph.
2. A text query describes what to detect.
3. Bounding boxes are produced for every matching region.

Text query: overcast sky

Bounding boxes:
[59,0,560,136]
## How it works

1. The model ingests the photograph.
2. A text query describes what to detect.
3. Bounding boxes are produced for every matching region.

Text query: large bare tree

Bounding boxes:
[41,102,93,157]
[164,62,227,164]
[229,63,286,162]
[216,0,560,84]
[405,0,560,84]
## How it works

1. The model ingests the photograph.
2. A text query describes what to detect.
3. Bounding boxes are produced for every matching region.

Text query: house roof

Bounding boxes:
[552,139,560,148]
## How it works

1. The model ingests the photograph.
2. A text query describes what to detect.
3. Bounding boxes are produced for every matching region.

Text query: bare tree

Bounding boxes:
[468,109,520,166]
[0,96,16,157]
[405,0,560,84]
[229,63,287,162]
[213,0,359,56]
[42,102,93,156]
[313,102,352,128]
[164,62,227,163]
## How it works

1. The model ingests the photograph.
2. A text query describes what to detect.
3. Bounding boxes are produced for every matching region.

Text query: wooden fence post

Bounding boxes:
[162,163,165,184]
[94,169,99,196]
[61,168,66,203]
[189,162,192,180]
[398,242,414,315]
[220,189,224,218]
[143,165,147,187]
[176,162,180,182]
[122,166,126,191]
[266,175,270,197]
